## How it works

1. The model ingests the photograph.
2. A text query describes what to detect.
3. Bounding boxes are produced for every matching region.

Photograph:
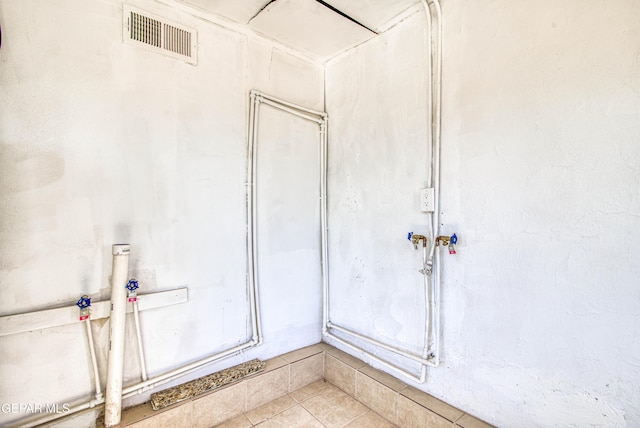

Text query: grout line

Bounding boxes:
[399,393,456,423]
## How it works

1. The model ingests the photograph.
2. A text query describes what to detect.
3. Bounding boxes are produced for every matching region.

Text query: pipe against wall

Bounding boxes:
[84,318,103,400]
[19,91,321,428]
[322,0,443,381]
[104,244,131,427]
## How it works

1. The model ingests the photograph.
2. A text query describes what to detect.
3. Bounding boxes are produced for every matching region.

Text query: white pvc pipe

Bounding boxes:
[251,89,326,117]
[323,0,443,380]
[20,399,100,428]
[250,93,263,343]
[122,339,256,395]
[20,93,279,424]
[320,119,329,335]
[132,301,148,381]
[259,97,325,124]
[84,318,103,400]
[249,91,325,344]
[422,0,443,366]
[328,323,433,366]
[23,92,322,428]
[18,339,257,427]
[246,91,258,342]
[326,332,426,383]
[104,244,130,428]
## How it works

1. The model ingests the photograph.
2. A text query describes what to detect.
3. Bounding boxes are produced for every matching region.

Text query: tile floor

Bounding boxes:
[103,343,492,428]
[214,380,394,428]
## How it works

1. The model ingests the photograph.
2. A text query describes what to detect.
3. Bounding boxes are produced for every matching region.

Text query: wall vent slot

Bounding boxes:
[123,6,197,65]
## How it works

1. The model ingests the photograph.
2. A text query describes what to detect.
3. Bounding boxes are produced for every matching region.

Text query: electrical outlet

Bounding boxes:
[420,188,435,212]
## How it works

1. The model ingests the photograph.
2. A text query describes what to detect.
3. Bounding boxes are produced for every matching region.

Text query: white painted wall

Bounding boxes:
[326,2,640,426]
[0,0,323,425]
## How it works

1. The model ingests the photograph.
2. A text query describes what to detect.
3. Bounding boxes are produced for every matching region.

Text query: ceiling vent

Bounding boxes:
[123,6,198,65]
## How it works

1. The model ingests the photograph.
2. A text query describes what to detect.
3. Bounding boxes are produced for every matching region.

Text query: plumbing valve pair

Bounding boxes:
[408,232,458,254]
[75,279,139,321]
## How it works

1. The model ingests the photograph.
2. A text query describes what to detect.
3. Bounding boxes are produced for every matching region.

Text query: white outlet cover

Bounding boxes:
[420,188,435,212]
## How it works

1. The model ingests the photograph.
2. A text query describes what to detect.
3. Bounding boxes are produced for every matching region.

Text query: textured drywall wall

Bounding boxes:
[326,1,640,426]
[0,0,323,424]
[325,11,431,356]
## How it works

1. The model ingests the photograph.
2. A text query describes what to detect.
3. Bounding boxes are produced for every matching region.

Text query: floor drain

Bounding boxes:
[150,358,265,410]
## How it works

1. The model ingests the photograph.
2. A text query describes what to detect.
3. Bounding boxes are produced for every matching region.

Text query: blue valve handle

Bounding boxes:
[407,232,413,240]
[450,233,458,245]
[76,295,91,309]
[126,278,139,291]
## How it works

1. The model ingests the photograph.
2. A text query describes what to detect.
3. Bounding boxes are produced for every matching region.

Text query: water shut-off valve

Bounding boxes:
[126,278,139,302]
[436,233,458,254]
[76,295,92,321]
[407,232,428,249]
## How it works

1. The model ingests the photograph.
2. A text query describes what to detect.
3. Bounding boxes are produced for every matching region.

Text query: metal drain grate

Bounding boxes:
[124,6,197,65]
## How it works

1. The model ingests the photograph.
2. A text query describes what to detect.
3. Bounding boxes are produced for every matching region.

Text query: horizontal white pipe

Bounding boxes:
[0,288,188,337]
[19,398,100,428]
[122,339,257,395]
[258,97,325,124]
[327,322,435,367]
[20,338,259,427]
[325,332,425,383]
[251,90,326,118]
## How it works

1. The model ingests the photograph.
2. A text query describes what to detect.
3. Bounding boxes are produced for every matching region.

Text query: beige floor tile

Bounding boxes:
[290,353,324,391]
[245,394,297,425]
[455,413,494,428]
[302,385,368,428]
[246,366,290,410]
[398,395,453,428]
[291,380,332,402]
[127,402,191,428]
[214,414,253,428]
[344,410,396,428]
[355,372,398,424]
[192,382,246,428]
[400,386,463,422]
[280,344,324,363]
[255,405,324,428]
[325,354,356,397]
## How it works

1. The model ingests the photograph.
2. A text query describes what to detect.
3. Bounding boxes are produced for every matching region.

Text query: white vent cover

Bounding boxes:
[123,6,198,65]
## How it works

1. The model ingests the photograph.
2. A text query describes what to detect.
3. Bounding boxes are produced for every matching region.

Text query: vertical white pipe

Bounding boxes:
[320,117,329,335]
[104,244,130,428]
[246,92,258,342]
[132,301,148,381]
[251,94,263,342]
[84,318,102,400]
[322,0,443,381]
[430,0,443,366]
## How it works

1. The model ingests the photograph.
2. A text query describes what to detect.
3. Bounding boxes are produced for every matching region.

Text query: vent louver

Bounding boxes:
[124,6,197,65]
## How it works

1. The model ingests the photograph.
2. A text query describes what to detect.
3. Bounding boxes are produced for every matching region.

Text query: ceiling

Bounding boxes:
[177,0,421,61]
